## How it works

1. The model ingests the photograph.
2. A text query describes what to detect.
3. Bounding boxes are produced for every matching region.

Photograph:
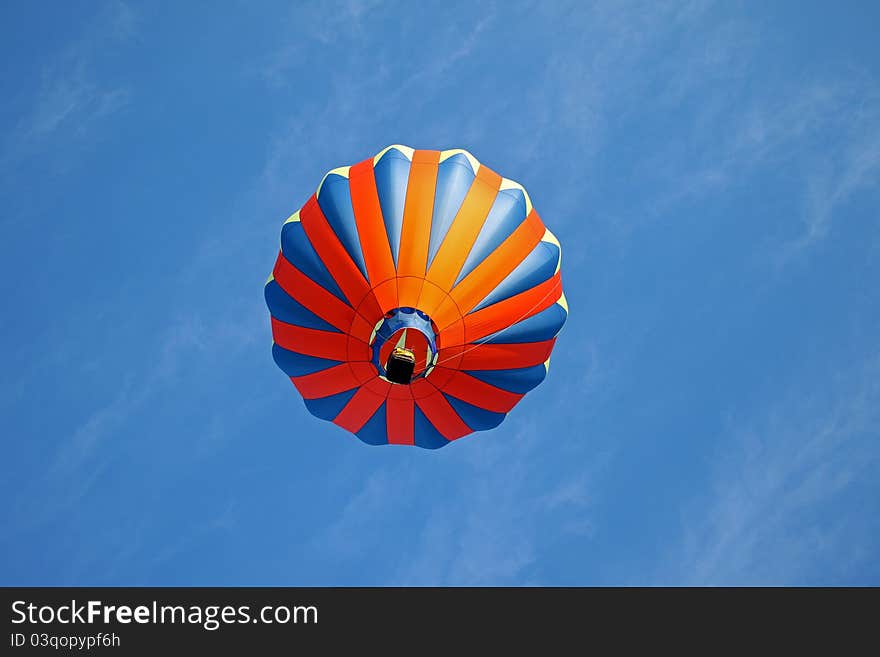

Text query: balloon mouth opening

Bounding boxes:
[370,307,439,384]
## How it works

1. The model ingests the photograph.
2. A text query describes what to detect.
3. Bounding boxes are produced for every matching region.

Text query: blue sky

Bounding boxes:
[2,0,879,585]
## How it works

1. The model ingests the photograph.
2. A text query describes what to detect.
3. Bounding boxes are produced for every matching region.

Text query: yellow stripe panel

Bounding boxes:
[556,291,569,313]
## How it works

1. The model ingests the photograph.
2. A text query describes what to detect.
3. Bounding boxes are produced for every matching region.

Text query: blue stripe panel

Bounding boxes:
[443,395,506,431]
[356,401,388,445]
[272,343,342,377]
[304,388,358,421]
[472,241,560,312]
[465,364,547,394]
[265,280,341,332]
[280,221,348,303]
[373,148,411,268]
[413,405,450,449]
[481,303,567,344]
[454,187,527,286]
[427,154,475,268]
[317,173,369,280]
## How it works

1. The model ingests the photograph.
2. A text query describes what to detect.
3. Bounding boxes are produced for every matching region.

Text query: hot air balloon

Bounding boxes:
[265,145,567,448]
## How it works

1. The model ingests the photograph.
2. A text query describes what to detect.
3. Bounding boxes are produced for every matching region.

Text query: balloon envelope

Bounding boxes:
[265,145,567,448]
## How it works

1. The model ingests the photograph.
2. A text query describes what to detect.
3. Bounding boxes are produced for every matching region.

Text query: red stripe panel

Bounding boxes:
[347,333,372,362]
[410,378,438,400]
[435,370,523,413]
[299,195,383,320]
[461,273,562,345]
[349,314,375,344]
[415,388,472,440]
[458,339,555,371]
[437,319,465,351]
[386,385,414,445]
[291,363,362,399]
[349,362,379,384]
[433,345,464,375]
[363,377,392,396]
[271,317,350,361]
[272,252,355,332]
[333,385,387,433]
[421,364,456,391]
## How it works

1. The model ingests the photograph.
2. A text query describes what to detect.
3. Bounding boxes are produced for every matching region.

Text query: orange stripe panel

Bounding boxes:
[450,210,546,318]
[436,319,465,351]
[397,277,423,310]
[414,279,453,320]
[365,278,398,317]
[396,276,426,310]
[349,159,397,287]
[397,150,440,306]
[458,339,555,371]
[272,253,355,332]
[431,294,467,333]
[423,165,501,292]
[461,273,562,345]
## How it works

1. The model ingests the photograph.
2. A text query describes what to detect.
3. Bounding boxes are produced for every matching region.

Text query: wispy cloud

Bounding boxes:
[508,3,880,270]
[714,77,880,261]
[21,61,131,146]
[398,429,610,585]
[787,115,880,258]
[655,74,880,265]
[0,309,256,543]
[258,0,384,89]
[2,1,135,170]
[658,354,880,585]
[306,413,611,585]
